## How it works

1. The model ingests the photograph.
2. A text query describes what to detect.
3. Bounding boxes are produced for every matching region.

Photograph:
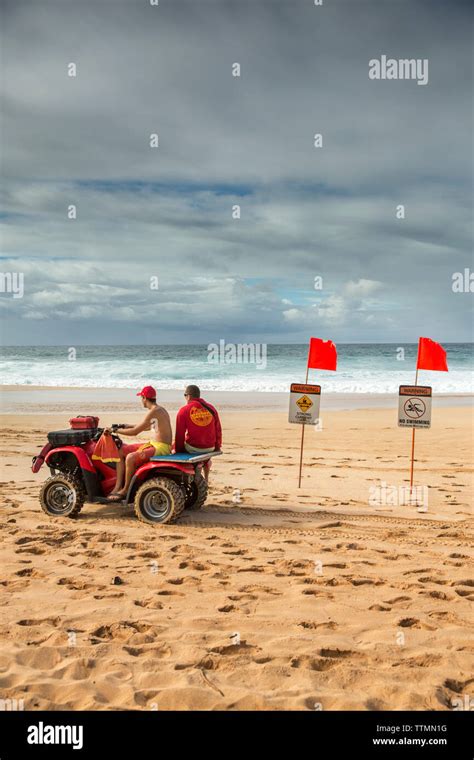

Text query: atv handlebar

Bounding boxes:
[93,427,124,447]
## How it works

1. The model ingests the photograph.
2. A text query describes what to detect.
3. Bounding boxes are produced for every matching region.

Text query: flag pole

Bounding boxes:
[298,366,309,488]
[409,342,421,489]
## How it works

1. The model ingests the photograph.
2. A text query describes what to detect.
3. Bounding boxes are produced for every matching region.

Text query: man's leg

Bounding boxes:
[120,452,138,496]
[114,445,155,498]
[109,443,140,499]
[184,443,214,484]
[111,452,125,494]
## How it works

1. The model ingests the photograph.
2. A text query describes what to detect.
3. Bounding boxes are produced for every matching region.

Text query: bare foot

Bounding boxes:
[108,492,125,502]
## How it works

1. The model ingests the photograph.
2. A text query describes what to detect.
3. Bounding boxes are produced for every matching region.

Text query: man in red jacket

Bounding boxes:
[174,385,222,481]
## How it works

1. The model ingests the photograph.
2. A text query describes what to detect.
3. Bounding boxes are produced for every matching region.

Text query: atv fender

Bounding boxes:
[44,446,99,499]
[45,445,95,472]
[32,443,52,473]
[124,461,195,504]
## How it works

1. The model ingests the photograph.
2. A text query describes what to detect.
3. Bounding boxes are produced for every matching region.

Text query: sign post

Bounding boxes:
[289,381,321,487]
[292,337,337,488]
[400,337,447,491]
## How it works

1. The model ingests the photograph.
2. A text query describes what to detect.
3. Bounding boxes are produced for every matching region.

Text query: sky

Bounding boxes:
[1,0,472,345]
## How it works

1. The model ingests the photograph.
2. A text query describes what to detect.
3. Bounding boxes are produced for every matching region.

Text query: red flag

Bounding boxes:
[92,432,121,463]
[307,337,337,371]
[416,337,448,372]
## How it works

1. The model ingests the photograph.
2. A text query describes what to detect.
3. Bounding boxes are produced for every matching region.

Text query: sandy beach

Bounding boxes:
[0,388,472,710]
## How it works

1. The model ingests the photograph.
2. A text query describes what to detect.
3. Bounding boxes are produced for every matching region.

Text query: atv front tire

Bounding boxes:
[185,473,208,511]
[40,473,85,518]
[134,477,186,525]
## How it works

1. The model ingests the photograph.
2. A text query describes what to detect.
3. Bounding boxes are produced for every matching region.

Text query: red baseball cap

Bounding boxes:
[137,385,156,399]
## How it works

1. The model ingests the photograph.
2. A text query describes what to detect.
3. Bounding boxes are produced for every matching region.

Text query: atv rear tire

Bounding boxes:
[40,473,85,518]
[185,473,208,511]
[134,477,186,525]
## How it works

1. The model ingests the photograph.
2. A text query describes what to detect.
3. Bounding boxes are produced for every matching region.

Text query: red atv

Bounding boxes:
[32,417,221,525]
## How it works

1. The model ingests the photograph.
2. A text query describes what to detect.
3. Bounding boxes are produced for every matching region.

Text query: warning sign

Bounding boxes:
[296,395,313,413]
[398,385,432,429]
[289,383,321,425]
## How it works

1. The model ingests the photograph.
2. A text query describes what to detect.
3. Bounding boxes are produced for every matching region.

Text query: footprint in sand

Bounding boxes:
[398,617,437,630]
[208,642,255,656]
[17,617,61,627]
[420,590,452,601]
[349,577,381,586]
[93,592,124,599]
[229,593,258,601]
[223,549,247,556]
[15,546,45,555]
[417,576,448,585]
[134,598,164,610]
[57,578,97,592]
[384,596,412,605]
[239,584,281,596]
[297,620,338,631]
[444,677,474,694]
[178,561,209,571]
[319,647,359,659]
[455,588,474,599]
[89,621,154,644]
[428,610,461,623]
[16,568,42,578]
[123,644,170,658]
[291,655,336,672]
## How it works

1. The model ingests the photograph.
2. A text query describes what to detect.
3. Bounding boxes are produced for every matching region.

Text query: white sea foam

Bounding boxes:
[1,345,472,394]
[0,366,472,394]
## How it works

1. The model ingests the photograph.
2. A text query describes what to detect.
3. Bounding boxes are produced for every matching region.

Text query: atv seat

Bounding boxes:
[150,451,222,463]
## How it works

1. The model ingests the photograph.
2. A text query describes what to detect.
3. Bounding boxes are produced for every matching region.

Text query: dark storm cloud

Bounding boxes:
[1,0,472,343]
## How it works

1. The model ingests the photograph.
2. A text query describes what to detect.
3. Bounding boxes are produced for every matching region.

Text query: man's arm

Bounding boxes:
[174,407,187,452]
[118,410,154,437]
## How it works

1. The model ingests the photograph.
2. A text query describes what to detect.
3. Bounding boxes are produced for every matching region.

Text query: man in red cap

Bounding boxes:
[107,385,172,500]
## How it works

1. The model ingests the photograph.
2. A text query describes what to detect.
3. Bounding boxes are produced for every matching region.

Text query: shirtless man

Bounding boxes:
[107,385,172,500]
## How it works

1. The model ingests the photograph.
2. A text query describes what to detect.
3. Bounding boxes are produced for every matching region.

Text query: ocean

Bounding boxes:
[0,344,472,394]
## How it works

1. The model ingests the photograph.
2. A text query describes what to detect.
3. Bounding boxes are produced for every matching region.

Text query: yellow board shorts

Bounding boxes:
[147,441,172,456]
[122,441,171,462]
